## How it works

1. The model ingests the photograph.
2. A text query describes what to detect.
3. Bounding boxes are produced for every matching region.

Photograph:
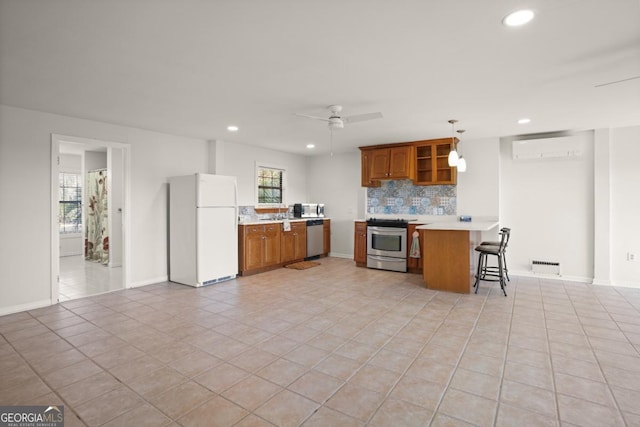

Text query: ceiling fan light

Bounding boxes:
[448,149,459,167]
[328,117,344,129]
[457,156,467,172]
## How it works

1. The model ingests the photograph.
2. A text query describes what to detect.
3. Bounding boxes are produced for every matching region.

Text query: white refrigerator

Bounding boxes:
[169,173,238,287]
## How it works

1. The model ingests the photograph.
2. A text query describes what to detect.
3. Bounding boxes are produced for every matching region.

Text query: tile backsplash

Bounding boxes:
[367,180,456,215]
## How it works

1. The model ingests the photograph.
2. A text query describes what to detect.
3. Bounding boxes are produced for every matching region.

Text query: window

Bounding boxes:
[59,172,82,233]
[257,166,284,204]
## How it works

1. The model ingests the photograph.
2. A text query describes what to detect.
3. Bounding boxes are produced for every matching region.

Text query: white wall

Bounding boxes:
[456,138,500,218]
[610,126,640,286]
[456,138,501,242]
[0,105,208,314]
[210,141,308,206]
[500,131,595,281]
[307,152,364,257]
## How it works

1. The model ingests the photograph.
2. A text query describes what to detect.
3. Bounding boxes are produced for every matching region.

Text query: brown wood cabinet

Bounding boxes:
[354,221,367,267]
[360,148,381,187]
[414,138,457,185]
[422,229,481,293]
[281,221,306,263]
[238,223,281,275]
[407,223,424,273]
[323,219,331,255]
[368,146,415,180]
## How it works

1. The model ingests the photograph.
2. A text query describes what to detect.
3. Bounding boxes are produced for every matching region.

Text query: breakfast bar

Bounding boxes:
[416,221,499,293]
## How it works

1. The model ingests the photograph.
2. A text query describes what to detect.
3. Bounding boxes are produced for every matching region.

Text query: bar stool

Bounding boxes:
[480,227,510,281]
[473,228,510,296]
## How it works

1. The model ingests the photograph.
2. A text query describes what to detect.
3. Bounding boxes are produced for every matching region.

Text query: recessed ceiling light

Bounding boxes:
[503,9,535,27]
[306,144,315,149]
[518,118,531,124]
[227,125,239,132]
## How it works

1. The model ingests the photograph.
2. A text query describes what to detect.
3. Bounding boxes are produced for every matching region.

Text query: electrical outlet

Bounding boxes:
[628,252,637,262]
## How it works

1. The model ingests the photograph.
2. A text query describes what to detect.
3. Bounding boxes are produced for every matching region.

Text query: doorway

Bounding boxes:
[51,134,130,303]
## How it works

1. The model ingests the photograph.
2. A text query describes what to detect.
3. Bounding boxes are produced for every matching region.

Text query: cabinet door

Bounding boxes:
[354,221,367,265]
[263,224,281,266]
[323,220,331,255]
[388,146,414,179]
[369,149,391,179]
[360,149,381,187]
[244,226,265,271]
[280,228,295,263]
[295,223,307,259]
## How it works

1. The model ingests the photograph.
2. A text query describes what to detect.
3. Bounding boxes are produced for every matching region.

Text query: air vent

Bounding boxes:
[512,136,582,160]
[531,260,561,275]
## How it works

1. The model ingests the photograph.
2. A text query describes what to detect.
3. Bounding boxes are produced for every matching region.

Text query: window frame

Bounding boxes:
[58,172,83,234]
[255,162,286,207]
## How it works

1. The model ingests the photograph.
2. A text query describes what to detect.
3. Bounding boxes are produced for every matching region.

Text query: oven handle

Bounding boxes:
[367,254,407,262]
[368,226,407,234]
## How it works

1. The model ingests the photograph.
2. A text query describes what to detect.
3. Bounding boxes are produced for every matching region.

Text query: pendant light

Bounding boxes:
[447,119,459,167]
[456,129,467,172]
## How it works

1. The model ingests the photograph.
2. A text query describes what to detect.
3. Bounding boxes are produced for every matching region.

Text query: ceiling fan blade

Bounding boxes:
[595,75,640,88]
[294,113,330,122]
[342,112,383,124]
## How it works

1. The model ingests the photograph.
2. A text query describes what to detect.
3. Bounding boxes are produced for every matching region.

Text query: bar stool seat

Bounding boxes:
[474,228,510,296]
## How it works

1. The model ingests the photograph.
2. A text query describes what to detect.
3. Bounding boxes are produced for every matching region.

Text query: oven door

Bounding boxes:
[367,226,407,259]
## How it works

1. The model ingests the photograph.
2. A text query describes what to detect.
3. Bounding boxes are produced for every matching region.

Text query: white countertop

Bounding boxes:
[239,218,320,225]
[416,221,499,231]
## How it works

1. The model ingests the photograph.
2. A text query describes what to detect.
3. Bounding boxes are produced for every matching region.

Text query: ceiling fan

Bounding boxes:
[294,105,383,129]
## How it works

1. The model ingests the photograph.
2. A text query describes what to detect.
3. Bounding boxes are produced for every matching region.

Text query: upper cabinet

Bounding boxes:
[368,145,415,181]
[414,138,457,185]
[360,148,381,187]
[360,138,456,187]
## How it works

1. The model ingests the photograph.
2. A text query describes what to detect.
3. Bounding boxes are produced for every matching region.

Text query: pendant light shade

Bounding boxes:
[456,128,467,173]
[448,149,459,167]
[457,156,467,172]
[447,119,458,167]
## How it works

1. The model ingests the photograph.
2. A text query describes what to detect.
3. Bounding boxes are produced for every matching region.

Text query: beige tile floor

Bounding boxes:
[2,257,640,426]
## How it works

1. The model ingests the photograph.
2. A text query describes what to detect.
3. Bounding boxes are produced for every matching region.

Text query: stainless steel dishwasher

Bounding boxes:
[306,219,324,259]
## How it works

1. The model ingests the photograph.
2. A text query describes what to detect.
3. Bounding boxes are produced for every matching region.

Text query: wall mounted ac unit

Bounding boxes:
[512,136,582,160]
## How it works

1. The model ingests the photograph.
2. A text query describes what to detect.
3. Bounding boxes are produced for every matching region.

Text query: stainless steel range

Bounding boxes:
[366,218,408,272]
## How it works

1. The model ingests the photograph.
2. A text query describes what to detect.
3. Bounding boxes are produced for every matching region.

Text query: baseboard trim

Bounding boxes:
[0,299,53,317]
[129,276,169,288]
[329,252,353,259]
[511,271,593,284]
[607,280,640,289]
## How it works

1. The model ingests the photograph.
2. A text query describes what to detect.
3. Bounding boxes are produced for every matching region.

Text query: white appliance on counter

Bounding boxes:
[169,173,238,287]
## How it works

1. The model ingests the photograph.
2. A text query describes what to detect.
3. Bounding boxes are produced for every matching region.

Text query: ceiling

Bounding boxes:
[1,0,639,156]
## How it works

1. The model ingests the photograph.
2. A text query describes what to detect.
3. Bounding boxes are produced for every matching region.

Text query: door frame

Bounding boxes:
[51,134,132,303]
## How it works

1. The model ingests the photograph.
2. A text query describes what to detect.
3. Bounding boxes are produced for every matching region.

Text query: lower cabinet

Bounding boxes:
[281,222,307,263]
[354,221,367,267]
[239,223,282,275]
[323,219,331,255]
[239,220,332,276]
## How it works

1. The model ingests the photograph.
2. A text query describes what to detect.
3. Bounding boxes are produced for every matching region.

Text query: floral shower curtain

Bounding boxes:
[85,169,109,265]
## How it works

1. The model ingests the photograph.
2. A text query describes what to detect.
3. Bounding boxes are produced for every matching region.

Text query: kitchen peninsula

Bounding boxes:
[416,221,499,293]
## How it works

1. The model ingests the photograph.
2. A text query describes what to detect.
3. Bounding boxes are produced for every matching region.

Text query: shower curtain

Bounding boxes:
[85,169,109,265]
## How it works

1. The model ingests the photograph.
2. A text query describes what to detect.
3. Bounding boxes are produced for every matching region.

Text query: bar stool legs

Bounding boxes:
[473,251,507,296]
